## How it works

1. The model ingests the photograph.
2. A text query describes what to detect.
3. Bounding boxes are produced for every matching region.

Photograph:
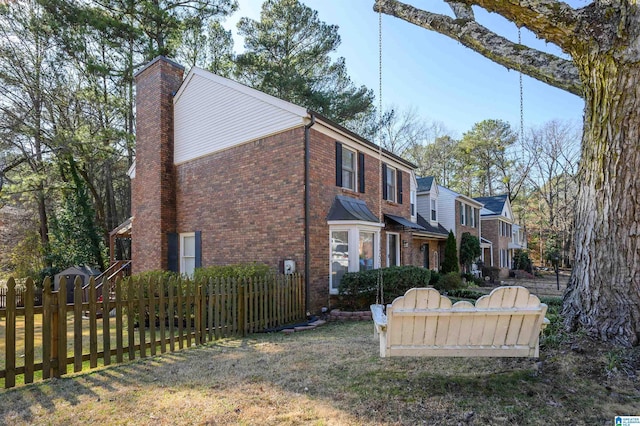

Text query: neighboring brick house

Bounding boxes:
[130,56,426,313]
[474,194,522,276]
[413,176,449,270]
[415,177,484,271]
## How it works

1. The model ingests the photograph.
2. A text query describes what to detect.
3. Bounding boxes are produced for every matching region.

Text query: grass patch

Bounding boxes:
[1,320,638,425]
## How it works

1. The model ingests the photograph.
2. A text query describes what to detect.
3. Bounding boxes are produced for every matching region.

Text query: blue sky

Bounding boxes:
[225,0,585,137]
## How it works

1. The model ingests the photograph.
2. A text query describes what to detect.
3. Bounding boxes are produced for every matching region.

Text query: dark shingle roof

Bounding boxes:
[474,194,508,215]
[416,214,449,237]
[416,176,434,192]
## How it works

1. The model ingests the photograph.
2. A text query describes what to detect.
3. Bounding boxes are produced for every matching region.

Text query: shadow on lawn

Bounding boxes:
[0,321,638,425]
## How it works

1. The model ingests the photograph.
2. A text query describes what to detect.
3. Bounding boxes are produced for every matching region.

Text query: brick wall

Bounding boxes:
[175,128,306,278]
[410,238,443,270]
[453,202,481,269]
[132,57,184,273]
[481,218,511,274]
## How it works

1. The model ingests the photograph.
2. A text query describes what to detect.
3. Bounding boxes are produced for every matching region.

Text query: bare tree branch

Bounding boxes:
[457,0,580,48]
[373,0,583,97]
[445,1,474,20]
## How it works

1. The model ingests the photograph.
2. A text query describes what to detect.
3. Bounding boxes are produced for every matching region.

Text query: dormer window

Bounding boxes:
[411,190,416,217]
[430,198,437,221]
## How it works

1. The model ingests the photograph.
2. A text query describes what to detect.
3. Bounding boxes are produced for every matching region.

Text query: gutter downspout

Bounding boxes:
[304,112,315,315]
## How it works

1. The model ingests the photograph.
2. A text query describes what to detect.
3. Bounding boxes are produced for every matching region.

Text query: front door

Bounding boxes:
[387,233,399,267]
[423,243,430,269]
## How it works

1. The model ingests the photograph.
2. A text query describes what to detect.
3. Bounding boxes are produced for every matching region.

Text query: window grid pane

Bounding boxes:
[359,231,375,271]
[331,231,349,290]
[386,167,396,202]
[342,148,355,190]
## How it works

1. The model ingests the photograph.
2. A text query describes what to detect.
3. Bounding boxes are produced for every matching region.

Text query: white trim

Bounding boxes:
[180,232,196,278]
[385,164,397,202]
[387,232,400,267]
[327,220,385,227]
[341,144,357,191]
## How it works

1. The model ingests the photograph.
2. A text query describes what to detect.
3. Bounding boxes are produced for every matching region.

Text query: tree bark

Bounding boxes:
[562,54,640,347]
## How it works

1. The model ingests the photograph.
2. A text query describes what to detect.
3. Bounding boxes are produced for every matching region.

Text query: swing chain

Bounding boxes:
[518,27,525,145]
[377,9,384,307]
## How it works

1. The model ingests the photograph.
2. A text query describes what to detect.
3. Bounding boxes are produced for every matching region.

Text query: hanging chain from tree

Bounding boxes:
[377,9,384,306]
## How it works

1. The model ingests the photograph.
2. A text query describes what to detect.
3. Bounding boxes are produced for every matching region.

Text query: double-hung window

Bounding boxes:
[180,232,196,277]
[460,202,467,225]
[385,165,396,202]
[410,190,416,217]
[430,198,437,221]
[336,142,365,193]
[341,146,356,191]
[169,231,201,276]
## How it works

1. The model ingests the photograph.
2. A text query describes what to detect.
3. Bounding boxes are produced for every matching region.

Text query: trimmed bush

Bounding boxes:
[446,288,487,300]
[193,263,274,281]
[437,272,464,291]
[338,266,431,310]
[429,271,442,287]
[132,269,178,283]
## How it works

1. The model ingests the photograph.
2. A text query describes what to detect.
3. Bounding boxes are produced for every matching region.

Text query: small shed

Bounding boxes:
[54,266,102,303]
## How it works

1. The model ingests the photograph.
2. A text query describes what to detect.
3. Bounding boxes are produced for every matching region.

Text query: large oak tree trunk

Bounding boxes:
[562,55,640,347]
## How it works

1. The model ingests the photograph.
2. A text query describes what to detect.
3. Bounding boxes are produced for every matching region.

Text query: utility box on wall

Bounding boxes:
[283,260,296,275]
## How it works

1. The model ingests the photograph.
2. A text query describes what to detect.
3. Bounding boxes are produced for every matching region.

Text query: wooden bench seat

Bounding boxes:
[371,286,549,358]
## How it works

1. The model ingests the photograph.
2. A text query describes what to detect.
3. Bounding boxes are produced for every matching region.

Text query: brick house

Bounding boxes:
[130,56,427,313]
[413,177,448,270]
[474,194,523,276]
[415,177,484,271]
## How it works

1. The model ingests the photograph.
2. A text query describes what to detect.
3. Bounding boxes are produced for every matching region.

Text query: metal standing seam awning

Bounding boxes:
[326,195,380,222]
[384,214,427,231]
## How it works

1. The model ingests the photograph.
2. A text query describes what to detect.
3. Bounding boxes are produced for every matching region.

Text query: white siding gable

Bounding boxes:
[502,198,514,221]
[173,68,308,164]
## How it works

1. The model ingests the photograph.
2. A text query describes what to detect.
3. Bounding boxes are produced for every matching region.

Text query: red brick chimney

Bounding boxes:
[131,56,184,273]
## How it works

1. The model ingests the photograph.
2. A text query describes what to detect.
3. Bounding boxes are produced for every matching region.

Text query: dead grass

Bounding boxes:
[0,319,638,426]
[0,312,144,369]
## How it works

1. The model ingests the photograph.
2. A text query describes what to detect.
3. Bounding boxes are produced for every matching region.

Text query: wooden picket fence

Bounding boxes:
[0,286,43,309]
[0,273,305,389]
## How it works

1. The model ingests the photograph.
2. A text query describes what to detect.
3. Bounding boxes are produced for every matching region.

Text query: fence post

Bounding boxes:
[238,280,245,337]
[5,278,16,388]
[50,289,59,378]
[42,277,52,379]
[57,276,68,377]
[24,278,35,384]
[194,283,201,345]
